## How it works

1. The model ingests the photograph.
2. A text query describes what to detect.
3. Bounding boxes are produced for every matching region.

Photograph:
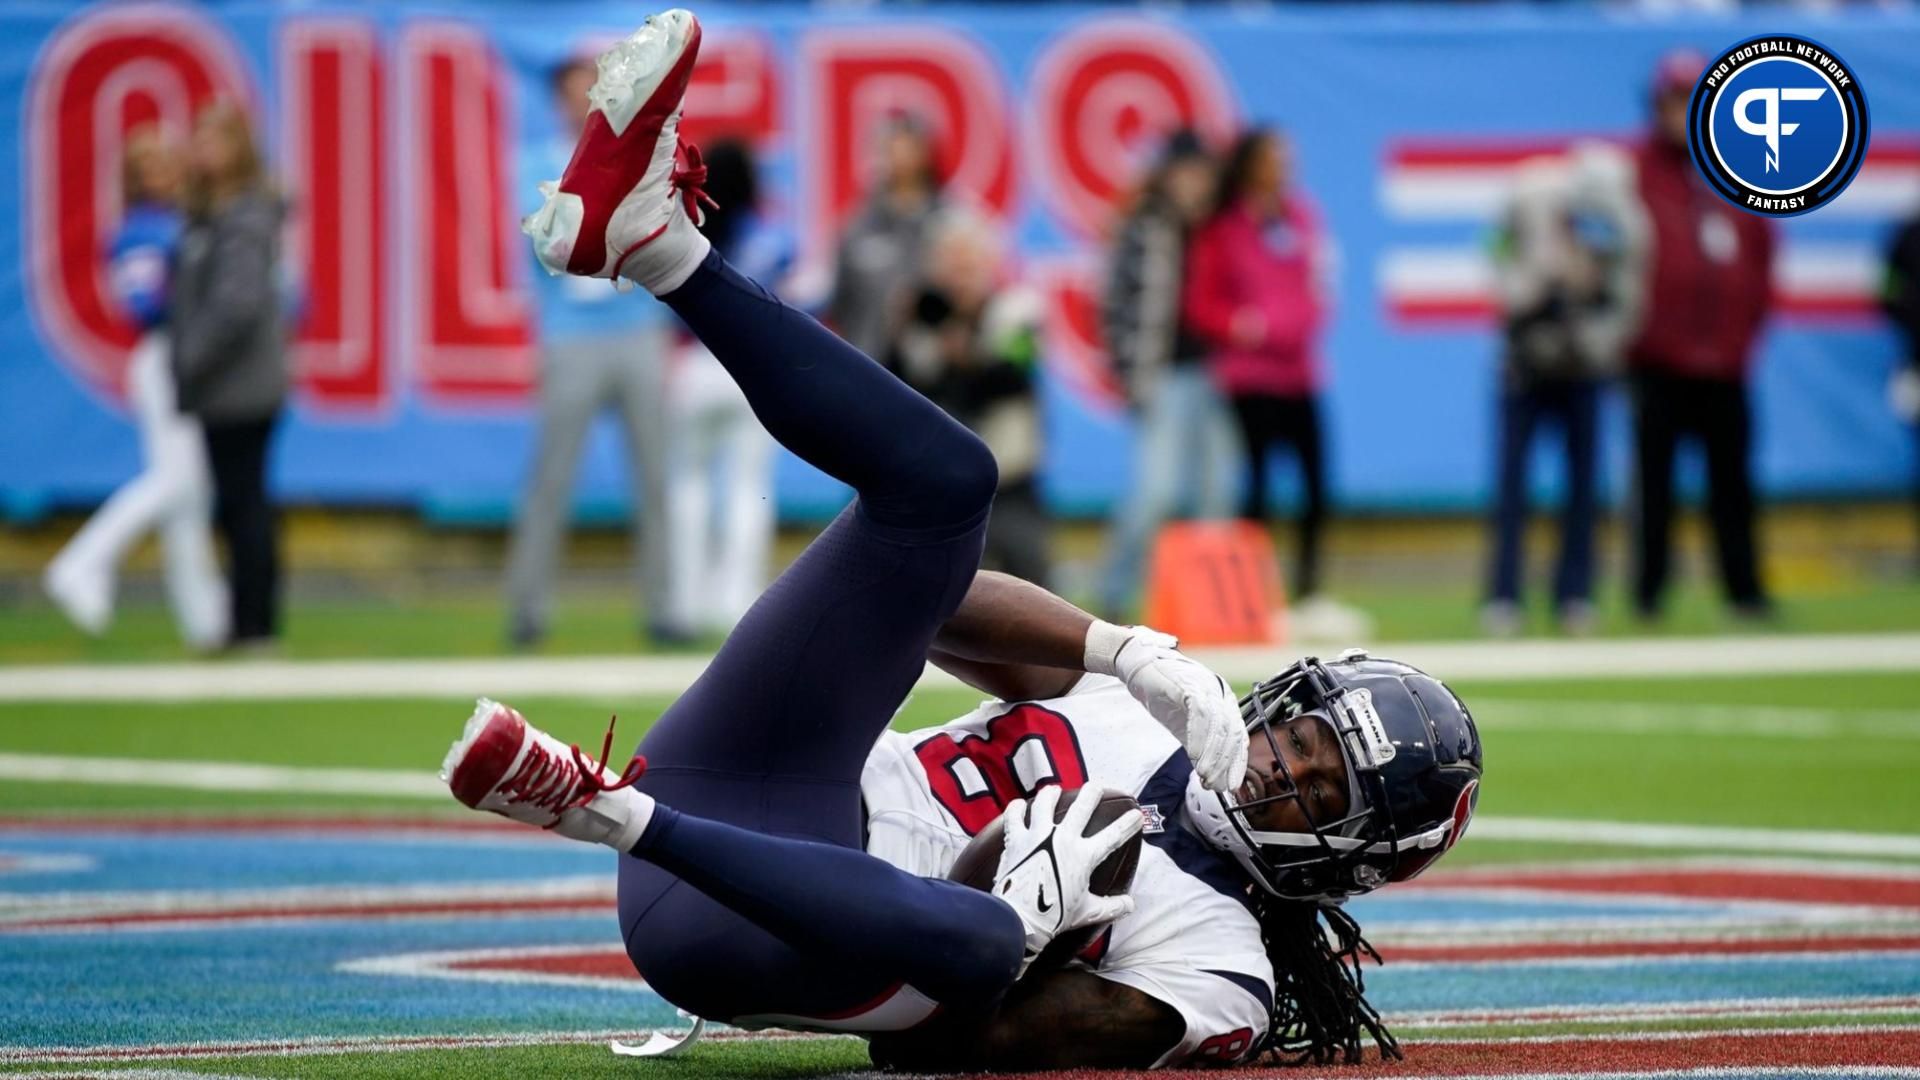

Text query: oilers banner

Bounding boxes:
[3,2,1917,521]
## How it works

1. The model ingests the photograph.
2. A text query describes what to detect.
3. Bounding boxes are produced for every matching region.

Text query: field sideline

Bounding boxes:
[2,630,1918,702]
[4,633,1918,1077]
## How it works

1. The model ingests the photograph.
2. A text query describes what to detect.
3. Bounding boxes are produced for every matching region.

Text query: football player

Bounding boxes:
[864,607,1482,1069]
[443,10,1482,1069]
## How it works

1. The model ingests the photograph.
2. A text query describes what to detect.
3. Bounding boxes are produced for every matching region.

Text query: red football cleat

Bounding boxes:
[521,9,713,293]
[441,698,654,851]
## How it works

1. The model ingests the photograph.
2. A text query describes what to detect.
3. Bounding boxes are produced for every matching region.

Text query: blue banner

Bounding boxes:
[3,2,1916,522]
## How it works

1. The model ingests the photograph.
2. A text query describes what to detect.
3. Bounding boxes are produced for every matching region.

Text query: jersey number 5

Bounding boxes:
[914,703,1090,835]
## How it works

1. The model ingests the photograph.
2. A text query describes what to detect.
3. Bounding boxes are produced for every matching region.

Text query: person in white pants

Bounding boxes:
[655,141,783,638]
[660,339,774,635]
[44,129,228,650]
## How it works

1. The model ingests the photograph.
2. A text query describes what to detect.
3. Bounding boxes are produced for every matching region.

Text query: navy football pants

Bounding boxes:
[616,252,1024,1022]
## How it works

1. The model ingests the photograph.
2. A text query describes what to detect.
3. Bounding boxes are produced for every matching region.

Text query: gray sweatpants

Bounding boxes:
[505,327,667,634]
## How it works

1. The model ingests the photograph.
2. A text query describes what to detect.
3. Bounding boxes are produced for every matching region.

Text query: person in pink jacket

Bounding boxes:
[1183,128,1334,602]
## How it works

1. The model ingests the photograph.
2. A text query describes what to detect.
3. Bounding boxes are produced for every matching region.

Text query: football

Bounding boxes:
[948,787,1145,968]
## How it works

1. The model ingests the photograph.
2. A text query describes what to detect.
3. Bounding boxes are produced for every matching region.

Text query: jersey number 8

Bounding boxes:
[913,704,1090,835]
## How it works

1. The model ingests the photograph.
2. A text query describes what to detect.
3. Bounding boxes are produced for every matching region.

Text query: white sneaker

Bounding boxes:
[1291,595,1376,643]
[43,557,111,637]
[441,698,654,852]
[1480,599,1524,638]
[521,9,712,295]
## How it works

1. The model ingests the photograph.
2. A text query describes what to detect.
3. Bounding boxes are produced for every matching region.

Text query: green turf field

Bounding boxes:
[6,574,1920,664]
[6,671,1918,838]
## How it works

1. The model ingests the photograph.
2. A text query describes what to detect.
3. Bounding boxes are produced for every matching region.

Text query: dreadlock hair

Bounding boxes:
[1253,896,1401,1066]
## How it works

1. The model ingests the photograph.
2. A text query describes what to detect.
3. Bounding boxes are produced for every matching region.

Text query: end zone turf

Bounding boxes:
[4,667,1917,1076]
[8,819,1920,1077]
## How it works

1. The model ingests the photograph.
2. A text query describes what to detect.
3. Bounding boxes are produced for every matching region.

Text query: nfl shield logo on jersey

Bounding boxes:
[1140,803,1167,835]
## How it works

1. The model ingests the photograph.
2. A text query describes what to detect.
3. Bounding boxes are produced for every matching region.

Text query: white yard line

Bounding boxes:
[1200,632,1920,683]
[0,752,446,798]
[2,749,1920,858]
[1,632,1917,702]
[1470,698,1920,740]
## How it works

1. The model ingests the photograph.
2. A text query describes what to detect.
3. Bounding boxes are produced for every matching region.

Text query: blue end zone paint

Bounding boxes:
[1,825,669,1048]
[0,916,681,1047]
[1349,892,1736,924]
[1365,953,1920,1012]
[7,824,1920,1051]
[0,832,608,894]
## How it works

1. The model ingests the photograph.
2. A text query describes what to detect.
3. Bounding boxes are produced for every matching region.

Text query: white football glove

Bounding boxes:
[1086,620,1248,793]
[991,785,1142,976]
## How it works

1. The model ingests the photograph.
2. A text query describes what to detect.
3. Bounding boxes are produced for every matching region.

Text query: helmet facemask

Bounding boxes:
[1187,658,1404,901]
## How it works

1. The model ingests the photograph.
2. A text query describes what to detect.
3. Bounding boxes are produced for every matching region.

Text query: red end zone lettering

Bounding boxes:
[399,22,536,403]
[800,27,1014,272]
[1029,255,1128,415]
[281,18,389,413]
[681,28,782,148]
[1029,19,1238,239]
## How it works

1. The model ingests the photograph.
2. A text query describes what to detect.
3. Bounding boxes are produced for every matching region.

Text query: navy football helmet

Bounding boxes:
[1185,649,1483,901]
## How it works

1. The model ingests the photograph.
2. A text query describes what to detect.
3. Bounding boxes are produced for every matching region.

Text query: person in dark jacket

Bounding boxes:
[1628,51,1775,622]
[1886,211,1920,573]
[826,112,944,363]
[1094,130,1237,620]
[44,127,229,650]
[171,102,289,649]
[890,209,1050,585]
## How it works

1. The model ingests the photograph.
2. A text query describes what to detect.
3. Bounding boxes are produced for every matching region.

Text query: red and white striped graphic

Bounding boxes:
[1029,253,1127,415]
[1378,138,1920,325]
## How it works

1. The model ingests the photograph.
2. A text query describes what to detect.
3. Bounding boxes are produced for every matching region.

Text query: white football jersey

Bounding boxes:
[860,674,1274,1067]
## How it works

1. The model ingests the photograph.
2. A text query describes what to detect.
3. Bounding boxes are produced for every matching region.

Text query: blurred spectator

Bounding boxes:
[507,55,670,648]
[1886,209,1920,573]
[891,209,1050,584]
[657,140,784,638]
[172,102,288,651]
[1186,128,1361,635]
[1482,144,1646,637]
[1628,52,1774,622]
[1095,130,1238,621]
[43,127,228,650]
[826,112,943,362]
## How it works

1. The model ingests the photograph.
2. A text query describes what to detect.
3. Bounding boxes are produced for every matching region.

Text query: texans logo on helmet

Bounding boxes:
[1442,778,1479,852]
